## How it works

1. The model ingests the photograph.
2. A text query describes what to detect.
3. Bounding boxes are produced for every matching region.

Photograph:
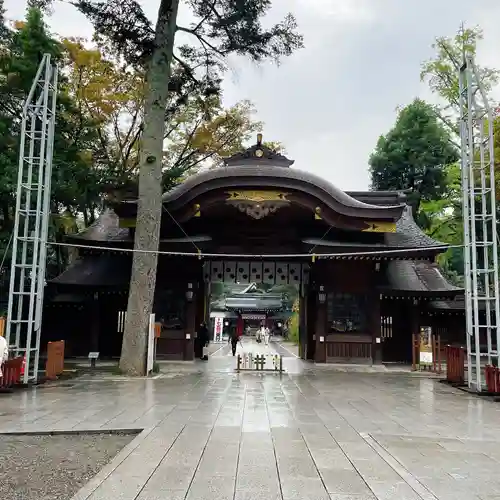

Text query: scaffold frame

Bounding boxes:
[459,53,500,391]
[5,54,58,383]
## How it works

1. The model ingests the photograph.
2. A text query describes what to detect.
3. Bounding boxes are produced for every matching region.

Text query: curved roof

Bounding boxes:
[162,165,405,220]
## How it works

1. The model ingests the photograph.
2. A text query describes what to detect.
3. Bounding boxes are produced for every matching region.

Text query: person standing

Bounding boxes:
[197,322,209,361]
[0,334,8,379]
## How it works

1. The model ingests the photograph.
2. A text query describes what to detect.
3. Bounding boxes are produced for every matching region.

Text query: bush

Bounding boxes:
[288,311,299,344]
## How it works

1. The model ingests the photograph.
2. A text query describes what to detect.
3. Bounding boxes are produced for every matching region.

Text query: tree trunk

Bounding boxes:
[119,0,180,376]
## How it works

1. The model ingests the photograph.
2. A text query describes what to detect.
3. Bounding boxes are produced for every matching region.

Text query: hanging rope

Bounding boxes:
[48,239,463,259]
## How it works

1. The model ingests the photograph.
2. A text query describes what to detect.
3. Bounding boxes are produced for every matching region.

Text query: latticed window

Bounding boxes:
[327,293,367,333]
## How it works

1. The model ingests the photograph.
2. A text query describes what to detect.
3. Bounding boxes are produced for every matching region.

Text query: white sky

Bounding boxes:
[5,0,500,190]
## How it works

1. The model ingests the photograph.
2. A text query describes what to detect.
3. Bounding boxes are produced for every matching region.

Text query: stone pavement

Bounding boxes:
[1,338,500,499]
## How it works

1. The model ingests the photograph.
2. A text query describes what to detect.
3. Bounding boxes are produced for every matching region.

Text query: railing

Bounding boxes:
[485,365,500,393]
[445,345,465,385]
[0,356,23,389]
[236,353,284,373]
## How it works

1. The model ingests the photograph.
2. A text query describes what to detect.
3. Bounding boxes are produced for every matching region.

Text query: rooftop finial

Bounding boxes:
[257,133,263,145]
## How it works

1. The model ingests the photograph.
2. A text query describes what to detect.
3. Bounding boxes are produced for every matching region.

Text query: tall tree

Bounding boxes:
[62,39,270,192]
[38,0,303,375]
[420,26,499,136]
[369,98,459,227]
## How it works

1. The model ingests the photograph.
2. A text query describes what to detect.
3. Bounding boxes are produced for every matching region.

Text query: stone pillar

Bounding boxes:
[314,288,327,363]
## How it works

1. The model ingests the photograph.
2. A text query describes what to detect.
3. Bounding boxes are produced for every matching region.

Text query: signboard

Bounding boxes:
[241,314,266,320]
[419,326,433,365]
[214,317,223,343]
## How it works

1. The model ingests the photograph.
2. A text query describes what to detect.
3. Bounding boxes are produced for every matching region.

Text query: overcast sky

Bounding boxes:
[4,0,500,190]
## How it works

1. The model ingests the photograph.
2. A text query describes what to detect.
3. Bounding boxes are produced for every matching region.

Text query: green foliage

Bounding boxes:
[58,0,303,99]
[369,98,459,222]
[420,164,464,282]
[288,311,299,344]
[421,26,499,125]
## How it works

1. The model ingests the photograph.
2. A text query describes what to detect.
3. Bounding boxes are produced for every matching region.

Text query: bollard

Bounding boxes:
[279,355,283,374]
[237,354,241,371]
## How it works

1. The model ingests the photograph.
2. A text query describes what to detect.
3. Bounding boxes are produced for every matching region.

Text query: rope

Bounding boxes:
[47,240,463,259]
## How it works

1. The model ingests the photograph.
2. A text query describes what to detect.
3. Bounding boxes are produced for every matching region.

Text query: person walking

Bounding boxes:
[229,329,239,356]
[263,326,270,346]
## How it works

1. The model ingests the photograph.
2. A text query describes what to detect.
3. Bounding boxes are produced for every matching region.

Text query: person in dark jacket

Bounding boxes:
[197,322,209,360]
[229,329,239,356]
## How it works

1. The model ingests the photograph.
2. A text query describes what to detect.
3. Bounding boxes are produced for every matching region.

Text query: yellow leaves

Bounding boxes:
[13,21,26,30]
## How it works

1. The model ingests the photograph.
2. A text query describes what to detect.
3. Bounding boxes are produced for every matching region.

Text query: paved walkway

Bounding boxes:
[1,338,500,500]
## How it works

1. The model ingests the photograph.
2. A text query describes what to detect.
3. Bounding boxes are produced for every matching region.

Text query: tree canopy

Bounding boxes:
[369,98,459,226]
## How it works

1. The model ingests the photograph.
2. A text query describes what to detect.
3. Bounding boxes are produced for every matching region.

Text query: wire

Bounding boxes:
[48,239,463,259]
[162,205,201,253]
[308,226,332,254]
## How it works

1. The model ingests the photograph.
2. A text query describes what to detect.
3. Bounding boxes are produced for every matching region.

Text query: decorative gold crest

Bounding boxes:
[226,191,289,203]
[362,221,396,233]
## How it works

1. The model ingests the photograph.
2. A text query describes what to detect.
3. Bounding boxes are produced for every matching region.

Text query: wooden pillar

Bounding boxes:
[298,291,306,359]
[306,290,316,360]
[371,293,382,364]
[314,288,327,363]
[90,291,100,353]
[184,285,196,361]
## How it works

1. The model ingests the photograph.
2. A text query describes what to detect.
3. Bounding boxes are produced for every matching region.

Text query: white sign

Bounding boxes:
[147,313,155,374]
[88,352,99,359]
[420,351,433,364]
[214,316,223,342]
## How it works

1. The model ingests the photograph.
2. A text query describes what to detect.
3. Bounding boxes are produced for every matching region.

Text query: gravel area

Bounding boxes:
[0,432,135,500]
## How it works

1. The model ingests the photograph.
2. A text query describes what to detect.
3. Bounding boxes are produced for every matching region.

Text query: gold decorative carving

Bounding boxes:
[362,221,396,233]
[226,191,289,202]
[193,203,201,217]
[314,206,322,220]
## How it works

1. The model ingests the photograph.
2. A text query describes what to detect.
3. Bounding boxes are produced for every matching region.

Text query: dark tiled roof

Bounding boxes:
[50,255,131,287]
[384,260,462,294]
[384,206,446,249]
[72,197,445,255]
[429,296,489,311]
[348,190,409,206]
[68,209,130,243]
[225,293,284,311]
[161,166,405,220]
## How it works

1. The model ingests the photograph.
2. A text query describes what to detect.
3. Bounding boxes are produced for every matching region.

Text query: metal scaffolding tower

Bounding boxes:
[5,54,58,383]
[459,53,500,391]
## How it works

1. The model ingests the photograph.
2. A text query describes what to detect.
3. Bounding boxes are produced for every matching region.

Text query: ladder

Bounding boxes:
[459,54,500,391]
[5,54,58,383]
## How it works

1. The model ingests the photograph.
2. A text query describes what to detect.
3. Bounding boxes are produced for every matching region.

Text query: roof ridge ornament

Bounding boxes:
[224,133,294,168]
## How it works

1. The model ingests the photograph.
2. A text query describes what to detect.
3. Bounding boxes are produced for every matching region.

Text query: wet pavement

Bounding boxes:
[1,338,500,499]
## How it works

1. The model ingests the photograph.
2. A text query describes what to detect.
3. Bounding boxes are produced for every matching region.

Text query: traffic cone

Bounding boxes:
[20,354,26,377]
